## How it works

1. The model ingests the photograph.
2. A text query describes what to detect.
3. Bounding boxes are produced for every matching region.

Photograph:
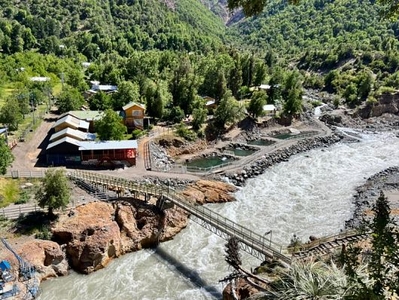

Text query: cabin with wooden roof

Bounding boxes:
[121,102,146,130]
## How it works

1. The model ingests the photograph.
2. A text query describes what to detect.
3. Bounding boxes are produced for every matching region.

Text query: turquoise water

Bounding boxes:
[186,156,233,170]
[272,131,319,140]
[226,148,257,156]
[247,139,276,146]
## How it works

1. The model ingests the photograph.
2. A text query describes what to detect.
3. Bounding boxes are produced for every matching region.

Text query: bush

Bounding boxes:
[175,122,196,141]
[333,97,341,108]
[35,225,51,240]
[15,190,29,205]
[131,129,144,139]
[311,100,322,107]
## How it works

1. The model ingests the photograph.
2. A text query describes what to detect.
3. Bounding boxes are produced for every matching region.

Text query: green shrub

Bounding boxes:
[333,97,341,108]
[175,122,196,141]
[311,100,322,107]
[132,129,144,139]
[35,225,51,240]
[15,190,29,205]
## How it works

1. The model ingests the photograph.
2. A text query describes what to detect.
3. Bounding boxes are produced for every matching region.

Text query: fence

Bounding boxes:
[3,170,46,179]
[0,205,45,220]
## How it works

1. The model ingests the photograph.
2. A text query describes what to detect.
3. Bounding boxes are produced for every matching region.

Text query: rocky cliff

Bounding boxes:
[48,179,236,274]
[52,200,189,274]
[357,92,399,119]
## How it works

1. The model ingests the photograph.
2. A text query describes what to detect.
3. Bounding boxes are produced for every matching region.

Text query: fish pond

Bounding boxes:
[247,139,276,146]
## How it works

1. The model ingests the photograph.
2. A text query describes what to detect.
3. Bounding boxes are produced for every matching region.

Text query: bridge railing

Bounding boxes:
[164,188,290,263]
[68,170,290,263]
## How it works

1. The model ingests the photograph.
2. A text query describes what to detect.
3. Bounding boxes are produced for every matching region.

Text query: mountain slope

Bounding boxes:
[229,0,399,67]
[0,0,226,57]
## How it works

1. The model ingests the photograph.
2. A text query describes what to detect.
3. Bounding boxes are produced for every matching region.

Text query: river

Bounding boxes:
[38,129,399,300]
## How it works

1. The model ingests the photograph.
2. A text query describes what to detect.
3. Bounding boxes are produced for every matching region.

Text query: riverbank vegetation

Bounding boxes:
[224,191,399,299]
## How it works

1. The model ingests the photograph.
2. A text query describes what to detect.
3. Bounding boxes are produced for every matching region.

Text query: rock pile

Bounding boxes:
[346,166,399,229]
[225,134,344,186]
[149,140,175,171]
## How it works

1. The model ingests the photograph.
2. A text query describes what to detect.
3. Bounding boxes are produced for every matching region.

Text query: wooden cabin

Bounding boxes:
[122,102,146,130]
[79,140,138,166]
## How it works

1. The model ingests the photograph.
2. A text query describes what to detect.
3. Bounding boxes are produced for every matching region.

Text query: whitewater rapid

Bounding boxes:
[38,130,399,300]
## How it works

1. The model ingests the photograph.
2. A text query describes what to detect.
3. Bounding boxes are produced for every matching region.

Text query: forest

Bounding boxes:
[0,0,399,140]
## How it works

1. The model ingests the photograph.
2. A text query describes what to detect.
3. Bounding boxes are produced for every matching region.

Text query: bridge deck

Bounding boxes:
[69,170,291,264]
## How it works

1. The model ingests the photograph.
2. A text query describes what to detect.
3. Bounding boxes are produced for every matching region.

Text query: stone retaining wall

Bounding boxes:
[224,134,345,186]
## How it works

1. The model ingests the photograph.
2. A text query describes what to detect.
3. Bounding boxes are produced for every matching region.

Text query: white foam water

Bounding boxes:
[38,130,399,300]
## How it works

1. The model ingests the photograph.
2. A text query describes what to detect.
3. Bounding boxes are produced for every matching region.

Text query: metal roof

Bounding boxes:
[52,115,90,130]
[263,104,277,111]
[122,102,146,111]
[79,140,138,151]
[50,128,95,142]
[30,76,50,82]
[63,110,104,121]
[46,136,81,151]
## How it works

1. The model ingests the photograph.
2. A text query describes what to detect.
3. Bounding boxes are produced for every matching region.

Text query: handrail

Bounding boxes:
[68,170,291,264]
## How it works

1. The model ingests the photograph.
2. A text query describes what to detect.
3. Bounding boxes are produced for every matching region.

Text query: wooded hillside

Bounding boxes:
[0,0,225,57]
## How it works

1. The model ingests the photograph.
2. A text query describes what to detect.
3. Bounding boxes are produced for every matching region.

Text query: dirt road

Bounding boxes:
[10,113,58,170]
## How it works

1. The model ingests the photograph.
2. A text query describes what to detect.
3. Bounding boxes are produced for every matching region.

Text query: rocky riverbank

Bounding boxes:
[224,133,345,186]
[0,179,237,294]
[345,166,399,229]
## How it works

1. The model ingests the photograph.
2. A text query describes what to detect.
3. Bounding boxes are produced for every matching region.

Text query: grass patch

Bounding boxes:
[0,178,20,208]
[0,178,39,207]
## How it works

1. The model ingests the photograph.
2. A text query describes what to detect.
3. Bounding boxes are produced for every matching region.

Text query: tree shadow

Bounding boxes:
[150,246,223,299]
[12,211,56,236]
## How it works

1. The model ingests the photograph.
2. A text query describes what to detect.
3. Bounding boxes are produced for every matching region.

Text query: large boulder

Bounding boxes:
[19,240,68,280]
[52,201,121,274]
[52,200,189,274]
[181,180,237,204]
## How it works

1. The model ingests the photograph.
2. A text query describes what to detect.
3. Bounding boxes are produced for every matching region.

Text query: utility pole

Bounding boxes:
[30,93,35,125]
[60,72,65,90]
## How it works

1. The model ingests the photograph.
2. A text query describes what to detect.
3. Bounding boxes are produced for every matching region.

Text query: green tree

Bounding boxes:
[214,92,245,128]
[0,138,13,175]
[358,71,374,100]
[268,67,284,103]
[369,191,399,297]
[343,83,359,107]
[342,191,399,299]
[56,86,84,113]
[89,91,112,110]
[283,72,303,116]
[0,97,22,131]
[229,51,243,99]
[248,91,267,118]
[145,80,170,120]
[95,109,127,140]
[66,68,89,93]
[191,99,207,131]
[36,169,70,216]
[14,91,30,117]
[112,81,140,110]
